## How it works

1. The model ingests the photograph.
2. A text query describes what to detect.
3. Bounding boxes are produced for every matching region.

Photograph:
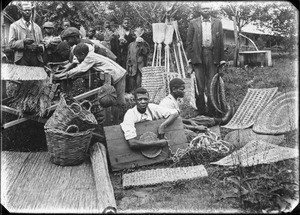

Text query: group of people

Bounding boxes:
[7,2,228,151]
[8,2,150,97]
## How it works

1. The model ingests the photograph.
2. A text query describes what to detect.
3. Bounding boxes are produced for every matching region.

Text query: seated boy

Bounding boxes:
[120,87,179,149]
[54,43,126,105]
[159,78,227,142]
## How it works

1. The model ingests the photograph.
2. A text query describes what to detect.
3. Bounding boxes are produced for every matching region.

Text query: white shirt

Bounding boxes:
[22,18,32,31]
[120,103,177,140]
[159,94,181,114]
[201,16,212,47]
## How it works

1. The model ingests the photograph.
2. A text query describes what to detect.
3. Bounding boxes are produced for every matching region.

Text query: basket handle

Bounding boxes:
[80,100,92,112]
[66,124,79,133]
[70,103,82,114]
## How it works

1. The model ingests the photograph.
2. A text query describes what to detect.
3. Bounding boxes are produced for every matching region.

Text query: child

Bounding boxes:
[126,27,150,93]
[54,43,126,105]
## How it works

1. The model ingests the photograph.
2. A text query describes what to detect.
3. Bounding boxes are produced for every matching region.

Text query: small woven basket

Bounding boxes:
[45,126,94,166]
[45,94,97,131]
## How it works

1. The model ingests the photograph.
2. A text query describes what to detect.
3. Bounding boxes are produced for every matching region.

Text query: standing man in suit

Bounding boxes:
[186,4,225,117]
[8,1,44,66]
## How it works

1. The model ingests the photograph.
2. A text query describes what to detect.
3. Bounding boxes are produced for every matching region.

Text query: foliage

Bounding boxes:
[220,159,299,212]
[220,3,263,32]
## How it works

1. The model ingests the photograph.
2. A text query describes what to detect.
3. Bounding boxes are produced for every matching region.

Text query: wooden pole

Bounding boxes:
[90,142,117,213]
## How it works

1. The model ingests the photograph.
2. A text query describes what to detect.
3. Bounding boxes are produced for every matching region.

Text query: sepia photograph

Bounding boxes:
[1,1,299,213]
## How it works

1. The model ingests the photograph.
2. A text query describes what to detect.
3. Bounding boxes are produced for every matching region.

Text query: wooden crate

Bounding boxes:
[104,117,188,171]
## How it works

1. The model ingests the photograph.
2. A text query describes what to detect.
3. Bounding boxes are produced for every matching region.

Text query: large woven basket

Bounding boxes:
[141,66,178,103]
[45,126,94,166]
[45,94,98,131]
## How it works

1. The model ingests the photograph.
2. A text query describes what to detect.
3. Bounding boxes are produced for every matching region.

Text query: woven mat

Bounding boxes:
[224,128,285,150]
[211,140,298,167]
[1,64,48,81]
[253,91,297,134]
[122,165,208,188]
[222,87,278,129]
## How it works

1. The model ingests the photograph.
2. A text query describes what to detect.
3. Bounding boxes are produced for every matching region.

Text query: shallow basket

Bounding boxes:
[45,128,94,166]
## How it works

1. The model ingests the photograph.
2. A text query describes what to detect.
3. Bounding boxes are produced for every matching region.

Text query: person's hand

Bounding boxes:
[187,64,194,75]
[23,38,34,45]
[194,125,207,132]
[54,72,67,79]
[119,38,127,44]
[158,124,166,137]
[136,37,144,43]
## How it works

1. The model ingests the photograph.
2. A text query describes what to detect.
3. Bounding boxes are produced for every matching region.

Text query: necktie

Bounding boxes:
[26,21,30,27]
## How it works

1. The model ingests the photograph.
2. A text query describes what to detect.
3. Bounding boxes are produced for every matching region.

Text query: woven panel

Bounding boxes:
[141,67,178,104]
[1,64,48,80]
[253,91,297,134]
[122,165,208,188]
[222,88,278,129]
[211,140,298,167]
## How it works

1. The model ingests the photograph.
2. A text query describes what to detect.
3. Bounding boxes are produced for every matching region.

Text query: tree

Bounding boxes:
[221,2,263,66]
[255,2,297,55]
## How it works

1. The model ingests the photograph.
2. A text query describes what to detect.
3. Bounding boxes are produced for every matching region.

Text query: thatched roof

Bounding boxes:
[1,64,48,81]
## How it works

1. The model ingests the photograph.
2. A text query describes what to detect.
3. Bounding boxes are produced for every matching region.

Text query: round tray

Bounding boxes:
[139,132,162,159]
[253,91,297,134]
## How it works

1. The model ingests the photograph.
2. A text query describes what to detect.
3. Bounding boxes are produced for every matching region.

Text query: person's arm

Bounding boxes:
[54,54,95,79]
[186,21,194,64]
[219,20,225,62]
[8,24,30,50]
[157,111,179,135]
[127,138,169,150]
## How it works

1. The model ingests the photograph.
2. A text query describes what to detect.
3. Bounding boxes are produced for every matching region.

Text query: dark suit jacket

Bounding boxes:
[186,17,224,64]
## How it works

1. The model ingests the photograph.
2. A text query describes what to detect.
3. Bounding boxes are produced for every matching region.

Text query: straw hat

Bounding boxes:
[139,132,162,159]
[43,22,54,29]
[252,91,297,135]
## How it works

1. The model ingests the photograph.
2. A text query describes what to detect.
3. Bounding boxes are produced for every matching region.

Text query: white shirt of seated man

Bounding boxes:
[120,93,178,140]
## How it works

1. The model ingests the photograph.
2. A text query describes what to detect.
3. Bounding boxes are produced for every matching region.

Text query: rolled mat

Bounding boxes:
[122,165,208,188]
[252,91,297,135]
[222,87,278,129]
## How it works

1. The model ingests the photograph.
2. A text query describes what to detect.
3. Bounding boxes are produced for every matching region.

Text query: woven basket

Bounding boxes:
[44,94,97,131]
[45,126,94,166]
[141,66,178,103]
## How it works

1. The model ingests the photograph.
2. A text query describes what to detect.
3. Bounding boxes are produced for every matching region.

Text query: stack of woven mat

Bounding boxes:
[215,88,298,167]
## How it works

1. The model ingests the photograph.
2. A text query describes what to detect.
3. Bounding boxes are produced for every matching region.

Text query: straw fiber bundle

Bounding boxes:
[223,87,278,129]
[8,79,59,117]
[45,126,94,166]
[253,91,297,135]
[224,128,285,150]
[1,64,48,81]
[122,165,208,188]
[211,140,298,167]
[1,151,103,213]
[44,94,97,132]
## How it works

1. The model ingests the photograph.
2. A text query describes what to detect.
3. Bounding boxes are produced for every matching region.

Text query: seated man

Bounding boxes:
[54,43,126,105]
[159,78,223,132]
[120,87,179,150]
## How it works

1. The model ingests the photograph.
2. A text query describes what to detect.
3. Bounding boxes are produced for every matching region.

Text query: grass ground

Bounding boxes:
[2,56,299,213]
[110,56,299,213]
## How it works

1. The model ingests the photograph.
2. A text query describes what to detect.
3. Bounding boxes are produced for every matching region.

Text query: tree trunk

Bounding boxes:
[233,16,239,67]
[90,142,117,213]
